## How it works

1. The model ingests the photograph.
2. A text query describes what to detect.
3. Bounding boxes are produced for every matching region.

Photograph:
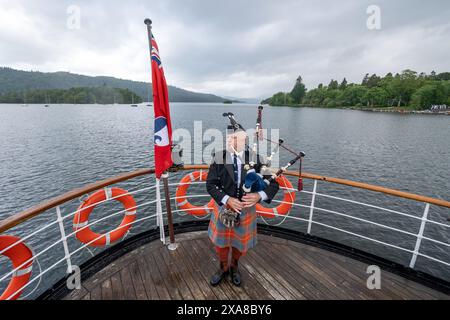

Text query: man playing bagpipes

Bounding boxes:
[206,119,280,287]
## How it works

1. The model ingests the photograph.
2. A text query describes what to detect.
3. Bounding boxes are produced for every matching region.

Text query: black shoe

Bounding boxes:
[210,269,229,287]
[229,266,241,287]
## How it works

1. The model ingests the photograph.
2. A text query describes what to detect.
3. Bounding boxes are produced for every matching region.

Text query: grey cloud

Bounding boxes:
[0,0,449,98]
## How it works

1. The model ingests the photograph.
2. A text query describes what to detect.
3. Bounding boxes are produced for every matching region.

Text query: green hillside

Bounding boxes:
[0,67,225,103]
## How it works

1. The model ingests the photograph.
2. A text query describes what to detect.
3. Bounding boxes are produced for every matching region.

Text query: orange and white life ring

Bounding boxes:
[175,171,215,216]
[73,187,137,247]
[0,235,34,300]
[256,176,296,218]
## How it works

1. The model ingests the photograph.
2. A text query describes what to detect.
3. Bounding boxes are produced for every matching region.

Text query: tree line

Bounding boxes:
[262,70,450,110]
[0,86,143,104]
[0,67,226,103]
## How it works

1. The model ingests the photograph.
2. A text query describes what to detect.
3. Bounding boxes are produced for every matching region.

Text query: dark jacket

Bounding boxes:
[206,149,279,205]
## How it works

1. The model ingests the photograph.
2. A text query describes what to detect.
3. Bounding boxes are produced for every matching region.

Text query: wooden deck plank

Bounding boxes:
[239,255,286,300]
[90,284,102,300]
[249,241,306,299]
[191,238,237,300]
[158,245,195,300]
[81,293,90,300]
[170,242,208,300]
[110,271,124,300]
[151,249,186,299]
[258,239,339,300]
[189,238,233,300]
[381,274,439,300]
[228,248,274,300]
[101,278,113,300]
[245,248,298,299]
[257,240,324,300]
[65,232,449,300]
[269,242,344,299]
[119,266,137,300]
[180,240,229,300]
[276,240,373,299]
[293,241,433,300]
[129,261,149,300]
[286,242,383,299]
[176,241,218,300]
[307,257,378,299]
[385,274,448,299]
[137,255,166,300]
[81,244,151,291]
[278,243,352,299]
[297,245,404,300]
[62,284,89,300]
[148,250,182,300]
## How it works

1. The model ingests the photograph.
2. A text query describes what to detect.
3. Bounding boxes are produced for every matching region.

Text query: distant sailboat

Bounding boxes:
[44,93,50,107]
[130,93,138,107]
[21,92,28,107]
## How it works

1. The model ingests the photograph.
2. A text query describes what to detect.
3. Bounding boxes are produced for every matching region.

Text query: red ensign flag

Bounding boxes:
[150,33,173,179]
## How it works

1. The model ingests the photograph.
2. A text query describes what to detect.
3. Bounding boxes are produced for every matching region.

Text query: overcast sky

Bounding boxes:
[1,0,449,99]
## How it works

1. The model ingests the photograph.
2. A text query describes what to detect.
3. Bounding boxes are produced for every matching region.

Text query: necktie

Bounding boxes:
[233,154,240,198]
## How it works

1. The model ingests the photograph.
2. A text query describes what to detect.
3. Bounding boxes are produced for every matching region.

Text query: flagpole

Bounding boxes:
[144,18,153,62]
[145,18,165,244]
[144,18,177,250]
[144,18,155,110]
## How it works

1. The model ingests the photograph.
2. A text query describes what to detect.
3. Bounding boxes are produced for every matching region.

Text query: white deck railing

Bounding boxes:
[0,169,449,300]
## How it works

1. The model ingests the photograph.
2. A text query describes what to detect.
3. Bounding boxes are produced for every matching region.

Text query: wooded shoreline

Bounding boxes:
[268,104,450,115]
[263,70,450,112]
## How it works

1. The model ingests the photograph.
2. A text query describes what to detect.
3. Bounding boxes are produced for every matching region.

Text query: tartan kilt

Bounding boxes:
[208,203,257,254]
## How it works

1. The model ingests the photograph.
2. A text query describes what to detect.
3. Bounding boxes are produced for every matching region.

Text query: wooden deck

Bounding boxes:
[64,231,449,300]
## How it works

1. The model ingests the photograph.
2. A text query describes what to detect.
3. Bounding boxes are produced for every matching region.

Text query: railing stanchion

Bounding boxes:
[162,172,178,250]
[307,180,318,234]
[409,203,430,269]
[56,206,73,274]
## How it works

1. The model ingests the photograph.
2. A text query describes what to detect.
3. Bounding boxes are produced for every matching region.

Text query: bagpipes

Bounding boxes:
[219,109,305,228]
[223,107,306,195]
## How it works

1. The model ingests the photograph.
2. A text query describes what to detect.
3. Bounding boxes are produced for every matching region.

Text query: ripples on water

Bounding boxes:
[0,103,449,297]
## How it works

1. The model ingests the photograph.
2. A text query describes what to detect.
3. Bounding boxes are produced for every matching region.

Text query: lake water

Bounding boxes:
[0,103,449,297]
